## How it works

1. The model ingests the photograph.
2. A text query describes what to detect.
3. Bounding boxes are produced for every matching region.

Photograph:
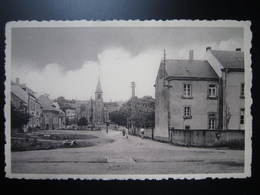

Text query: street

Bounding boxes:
[11,129,244,174]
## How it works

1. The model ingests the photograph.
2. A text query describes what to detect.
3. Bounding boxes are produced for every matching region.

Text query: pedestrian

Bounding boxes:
[140,128,144,139]
[106,122,109,133]
[122,126,125,137]
[125,126,129,139]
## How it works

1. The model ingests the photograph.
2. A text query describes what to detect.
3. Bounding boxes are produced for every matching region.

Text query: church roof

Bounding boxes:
[165,59,218,79]
[210,50,244,69]
[95,78,103,93]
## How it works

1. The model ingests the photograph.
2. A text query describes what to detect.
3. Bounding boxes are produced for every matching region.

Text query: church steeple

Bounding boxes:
[95,77,103,93]
[94,76,104,124]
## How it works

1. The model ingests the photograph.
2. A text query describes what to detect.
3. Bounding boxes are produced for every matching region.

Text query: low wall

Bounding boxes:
[170,129,244,148]
[129,128,154,139]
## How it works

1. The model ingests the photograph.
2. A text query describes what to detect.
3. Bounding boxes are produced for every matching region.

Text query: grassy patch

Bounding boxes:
[11,132,111,152]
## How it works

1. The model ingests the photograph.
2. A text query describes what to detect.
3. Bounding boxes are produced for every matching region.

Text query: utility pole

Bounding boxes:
[130,81,136,133]
[163,49,172,139]
[131,81,136,98]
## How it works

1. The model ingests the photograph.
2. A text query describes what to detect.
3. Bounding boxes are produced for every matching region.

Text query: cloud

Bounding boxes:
[11,38,242,101]
[12,47,162,101]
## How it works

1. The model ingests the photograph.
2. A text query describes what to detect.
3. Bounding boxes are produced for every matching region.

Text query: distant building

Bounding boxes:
[65,108,77,120]
[154,48,245,141]
[38,94,65,130]
[54,78,122,127]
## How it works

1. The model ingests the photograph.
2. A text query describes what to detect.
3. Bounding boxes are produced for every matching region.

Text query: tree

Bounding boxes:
[11,105,29,132]
[78,117,88,127]
[80,104,86,112]
[109,96,155,129]
[109,110,128,126]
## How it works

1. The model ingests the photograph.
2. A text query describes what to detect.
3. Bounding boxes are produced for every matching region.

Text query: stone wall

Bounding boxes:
[170,129,244,148]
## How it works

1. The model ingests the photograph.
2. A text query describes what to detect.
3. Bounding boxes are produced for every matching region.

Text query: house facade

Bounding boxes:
[155,48,245,140]
[11,82,28,113]
[206,47,245,130]
[11,78,43,130]
[38,94,65,130]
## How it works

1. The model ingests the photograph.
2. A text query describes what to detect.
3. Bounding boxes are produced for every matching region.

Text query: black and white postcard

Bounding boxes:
[4,20,252,180]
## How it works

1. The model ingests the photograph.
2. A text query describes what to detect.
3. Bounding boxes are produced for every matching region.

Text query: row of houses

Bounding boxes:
[154,47,245,141]
[11,78,65,131]
[11,78,122,132]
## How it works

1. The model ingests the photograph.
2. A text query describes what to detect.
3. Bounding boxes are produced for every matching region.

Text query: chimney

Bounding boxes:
[236,48,241,51]
[206,46,211,51]
[189,50,194,61]
[15,77,20,85]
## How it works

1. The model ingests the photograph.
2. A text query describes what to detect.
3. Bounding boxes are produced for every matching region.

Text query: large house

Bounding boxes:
[11,78,42,130]
[206,47,245,130]
[154,48,245,141]
[11,81,28,113]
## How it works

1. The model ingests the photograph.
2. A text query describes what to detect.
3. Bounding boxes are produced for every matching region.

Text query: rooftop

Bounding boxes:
[210,50,244,69]
[164,59,218,79]
[11,84,28,104]
[38,95,63,113]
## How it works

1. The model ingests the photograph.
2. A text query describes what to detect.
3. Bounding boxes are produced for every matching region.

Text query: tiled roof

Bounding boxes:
[165,59,218,79]
[11,84,28,104]
[210,50,244,69]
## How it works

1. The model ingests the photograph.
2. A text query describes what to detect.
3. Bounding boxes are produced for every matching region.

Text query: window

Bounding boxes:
[185,125,190,130]
[208,113,216,130]
[208,84,217,98]
[183,84,192,98]
[240,108,245,125]
[241,83,245,98]
[184,106,191,119]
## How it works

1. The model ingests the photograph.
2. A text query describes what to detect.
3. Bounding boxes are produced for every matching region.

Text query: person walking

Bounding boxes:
[106,122,109,133]
[125,126,129,139]
[140,128,145,139]
[122,126,125,137]
[122,126,128,139]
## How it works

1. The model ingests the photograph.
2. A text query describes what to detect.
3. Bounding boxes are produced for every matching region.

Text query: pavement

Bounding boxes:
[11,129,244,174]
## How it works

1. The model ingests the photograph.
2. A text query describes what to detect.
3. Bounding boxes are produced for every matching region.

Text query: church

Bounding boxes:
[93,78,104,124]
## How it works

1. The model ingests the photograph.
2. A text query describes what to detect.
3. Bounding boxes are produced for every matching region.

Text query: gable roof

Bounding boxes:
[165,59,218,79]
[210,50,244,69]
[11,84,28,104]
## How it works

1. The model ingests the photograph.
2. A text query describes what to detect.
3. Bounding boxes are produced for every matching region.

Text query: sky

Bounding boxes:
[11,26,243,101]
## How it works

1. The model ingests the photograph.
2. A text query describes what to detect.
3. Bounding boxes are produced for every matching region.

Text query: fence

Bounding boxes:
[169,129,244,148]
